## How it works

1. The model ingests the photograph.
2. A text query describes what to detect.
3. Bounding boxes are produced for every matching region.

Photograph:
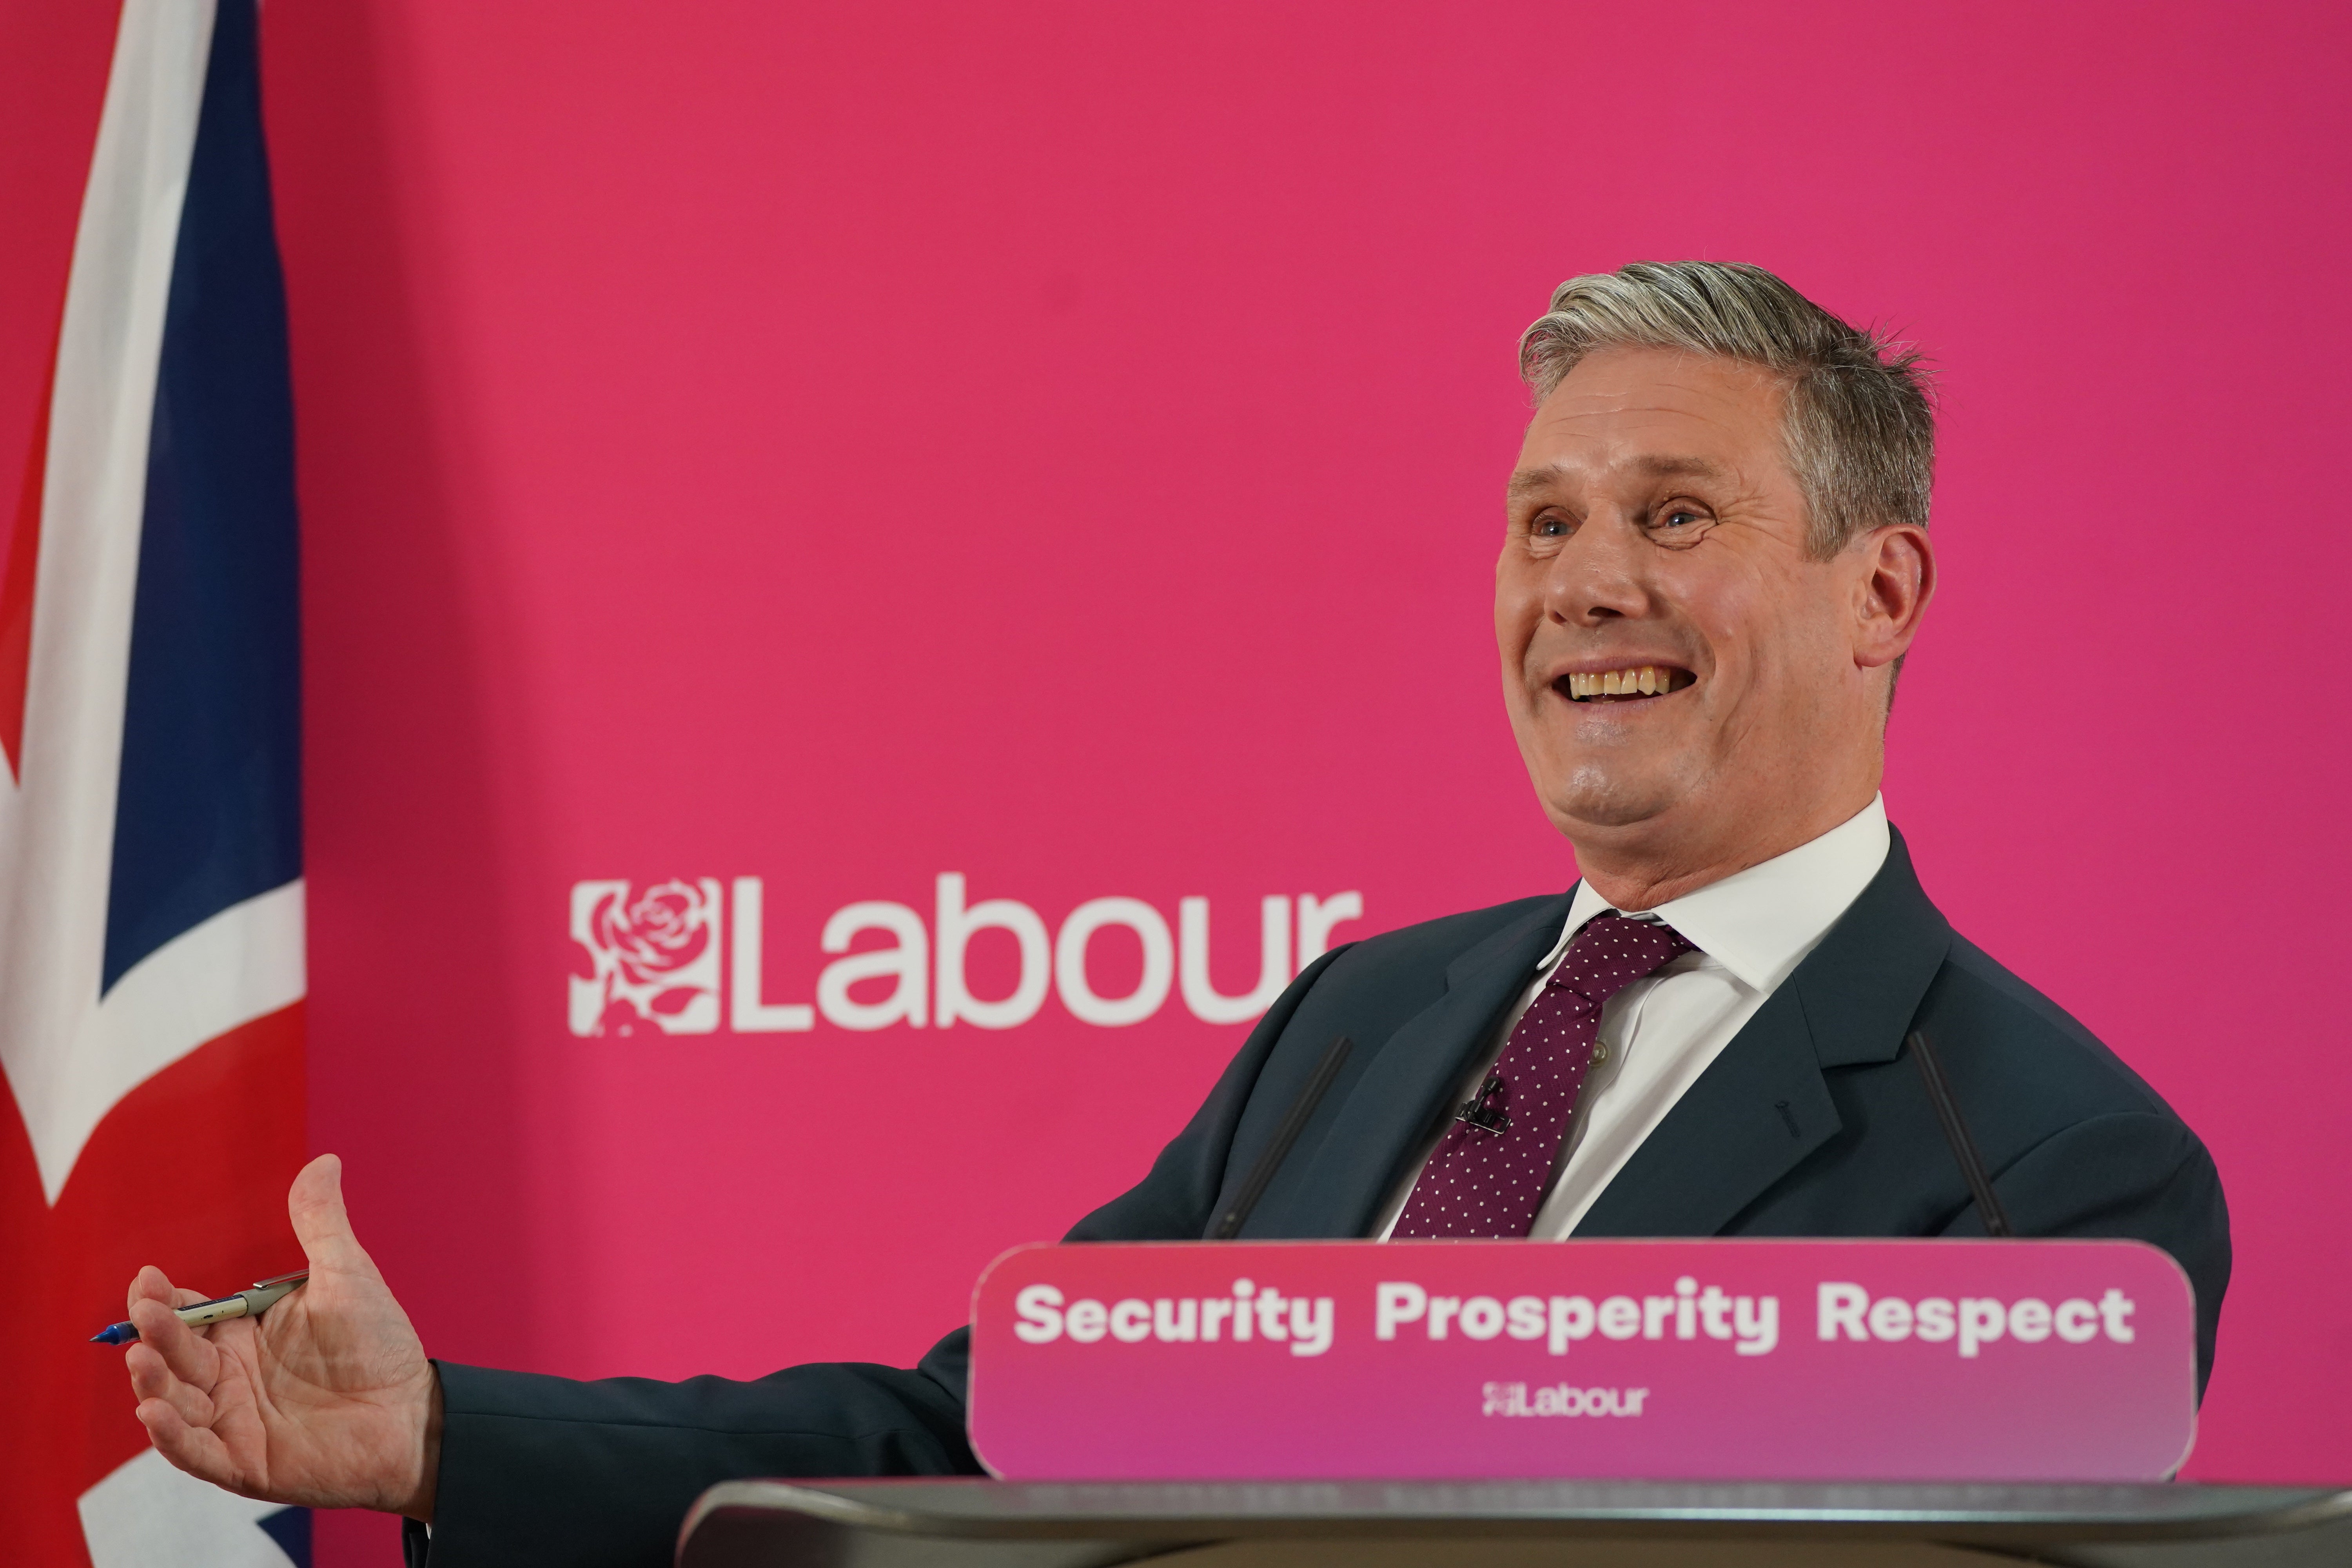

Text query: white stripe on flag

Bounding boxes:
[79,1450,301,1568]
[33,878,308,1201]
[0,0,230,1203]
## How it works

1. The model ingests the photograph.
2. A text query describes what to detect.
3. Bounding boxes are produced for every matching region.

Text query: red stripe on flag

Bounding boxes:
[0,338,51,780]
[0,1002,306,1566]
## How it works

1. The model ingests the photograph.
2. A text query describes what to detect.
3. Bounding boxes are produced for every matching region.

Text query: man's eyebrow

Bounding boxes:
[1630,454,1727,480]
[1506,465,1571,500]
[1507,454,1728,499]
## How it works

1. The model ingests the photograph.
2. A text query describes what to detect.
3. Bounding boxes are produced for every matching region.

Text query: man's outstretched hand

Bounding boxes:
[123,1154,443,1519]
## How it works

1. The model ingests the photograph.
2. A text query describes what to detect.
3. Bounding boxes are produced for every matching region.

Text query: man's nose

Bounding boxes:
[1544,515,1653,624]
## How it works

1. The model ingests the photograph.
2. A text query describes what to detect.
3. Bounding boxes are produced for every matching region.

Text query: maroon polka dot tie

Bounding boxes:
[1391,911,1692,1238]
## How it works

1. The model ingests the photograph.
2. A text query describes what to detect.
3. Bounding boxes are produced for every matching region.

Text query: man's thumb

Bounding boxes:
[288,1153,369,1274]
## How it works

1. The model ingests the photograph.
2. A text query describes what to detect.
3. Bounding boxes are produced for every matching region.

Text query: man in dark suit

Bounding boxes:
[118,261,2229,1568]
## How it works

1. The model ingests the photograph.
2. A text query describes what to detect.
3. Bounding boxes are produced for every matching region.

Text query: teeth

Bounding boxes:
[1566,666,1688,701]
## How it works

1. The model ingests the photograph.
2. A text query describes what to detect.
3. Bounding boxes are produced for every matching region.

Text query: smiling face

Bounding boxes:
[1497,346,1933,907]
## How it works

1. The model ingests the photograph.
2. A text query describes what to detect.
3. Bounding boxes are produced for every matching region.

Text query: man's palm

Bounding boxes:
[125,1154,439,1515]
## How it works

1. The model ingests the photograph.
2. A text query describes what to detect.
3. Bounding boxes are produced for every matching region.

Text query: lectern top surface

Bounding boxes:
[684,1477,2352,1545]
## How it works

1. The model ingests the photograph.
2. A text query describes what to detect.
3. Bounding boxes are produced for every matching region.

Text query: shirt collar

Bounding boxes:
[1556,795,1891,994]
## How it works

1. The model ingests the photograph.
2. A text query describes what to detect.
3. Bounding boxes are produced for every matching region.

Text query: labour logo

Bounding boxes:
[568,878,722,1035]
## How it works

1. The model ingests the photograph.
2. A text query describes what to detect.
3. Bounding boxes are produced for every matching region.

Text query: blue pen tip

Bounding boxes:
[91,1323,136,1345]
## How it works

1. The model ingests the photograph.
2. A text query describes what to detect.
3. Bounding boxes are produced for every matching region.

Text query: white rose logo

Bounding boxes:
[568,878,723,1035]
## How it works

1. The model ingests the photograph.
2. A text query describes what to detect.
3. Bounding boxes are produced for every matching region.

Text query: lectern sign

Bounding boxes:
[967,1240,2197,1482]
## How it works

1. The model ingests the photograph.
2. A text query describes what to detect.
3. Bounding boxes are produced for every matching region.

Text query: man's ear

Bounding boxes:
[1853,524,1935,670]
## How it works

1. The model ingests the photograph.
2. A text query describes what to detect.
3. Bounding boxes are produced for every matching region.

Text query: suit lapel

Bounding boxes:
[1568,979,1842,1237]
[1272,892,1575,1239]
[1573,826,1954,1238]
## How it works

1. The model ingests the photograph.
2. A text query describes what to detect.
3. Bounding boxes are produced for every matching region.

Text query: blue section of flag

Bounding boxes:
[103,0,301,994]
[258,1504,313,1567]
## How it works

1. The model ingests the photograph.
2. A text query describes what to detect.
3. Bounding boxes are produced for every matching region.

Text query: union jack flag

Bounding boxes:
[0,0,310,1561]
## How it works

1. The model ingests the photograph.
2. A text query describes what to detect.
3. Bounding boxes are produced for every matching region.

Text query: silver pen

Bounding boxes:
[90,1270,309,1345]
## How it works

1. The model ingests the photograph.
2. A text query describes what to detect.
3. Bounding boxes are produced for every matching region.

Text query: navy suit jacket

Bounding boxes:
[410,828,2230,1567]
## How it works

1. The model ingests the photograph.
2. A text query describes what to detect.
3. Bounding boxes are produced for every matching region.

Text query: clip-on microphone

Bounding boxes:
[1455,1071,1510,1136]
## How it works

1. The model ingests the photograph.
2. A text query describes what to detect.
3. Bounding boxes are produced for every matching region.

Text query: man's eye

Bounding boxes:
[1659,507,1704,528]
[1533,514,1572,537]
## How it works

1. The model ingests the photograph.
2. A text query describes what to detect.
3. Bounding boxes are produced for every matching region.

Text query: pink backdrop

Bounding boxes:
[15,1,2352,1559]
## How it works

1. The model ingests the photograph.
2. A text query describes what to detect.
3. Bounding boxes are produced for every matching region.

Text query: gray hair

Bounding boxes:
[1519,261,1935,559]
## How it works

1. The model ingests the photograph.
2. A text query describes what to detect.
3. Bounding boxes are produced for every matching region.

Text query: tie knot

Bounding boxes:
[1548,910,1693,1006]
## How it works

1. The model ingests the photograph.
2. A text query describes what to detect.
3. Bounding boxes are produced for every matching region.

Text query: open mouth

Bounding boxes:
[1560,664,1695,704]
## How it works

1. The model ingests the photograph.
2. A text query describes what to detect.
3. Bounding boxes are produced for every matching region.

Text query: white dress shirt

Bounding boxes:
[1377,796,1891,1240]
